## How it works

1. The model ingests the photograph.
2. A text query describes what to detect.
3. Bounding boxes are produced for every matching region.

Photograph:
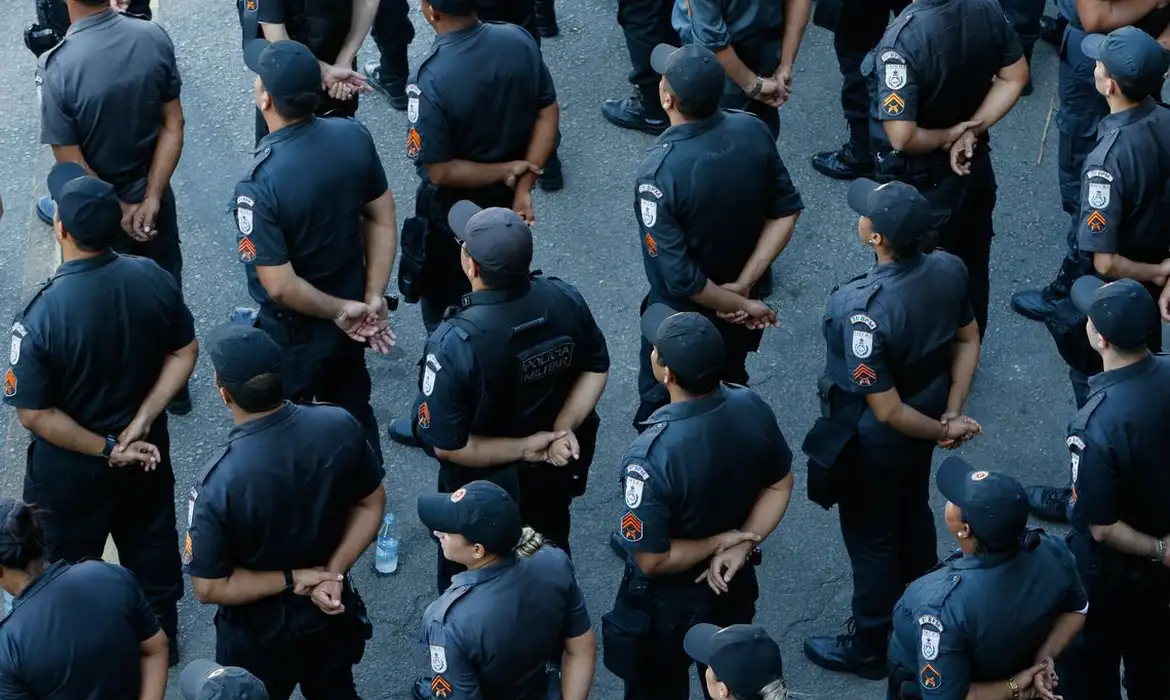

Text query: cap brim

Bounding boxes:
[1070,275,1105,316]
[846,178,881,219]
[243,38,271,74]
[936,456,974,506]
[417,492,460,534]
[640,303,681,346]
[447,200,482,240]
[649,44,678,76]
[47,162,87,201]
[179,659,223,700]
[1080,34,1107,60]
[683,623,722,665]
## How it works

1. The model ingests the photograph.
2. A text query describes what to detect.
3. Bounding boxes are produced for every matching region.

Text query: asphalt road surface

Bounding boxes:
[0,1,1153,698]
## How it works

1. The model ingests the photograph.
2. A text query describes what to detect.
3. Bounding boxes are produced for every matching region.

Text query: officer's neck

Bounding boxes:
[1106,94,1143,115]
[466,553,502,570]
[2,560,46,598]
[435,15,479,34]
[263,113,310,136]
[60,242,107,263]
[68,1,109,25]
[666,384,714,404]
[230,402,285,425]
[1100,347,1149,373]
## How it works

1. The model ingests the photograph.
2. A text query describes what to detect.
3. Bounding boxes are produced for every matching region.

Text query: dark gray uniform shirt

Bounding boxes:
[672,0,783,50]
[38,9,181,201]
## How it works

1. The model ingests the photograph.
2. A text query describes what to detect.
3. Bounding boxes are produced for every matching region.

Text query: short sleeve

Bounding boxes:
[617,461,670,555]
[996,9,1024,66]
[561,573,592,639]
[184,481,234,580]
[162,275,196,351]
[685,0,732,50]
[344,414,386,498]
[766,151,804,220]
[363,130,390,203]
[764,419,793,485]
[3,323,56,411]
[426,630,483,700]
[407,80,451,165]
[1048,537,1089,614]
[536,60,556,110]
[915,612,968,699]
[875,46,918,123]
[840,311,894,394]
[1068,432,1119,526]
[549,280,610,373]
[125,572,162,641]
[39,71,79,147]
[257,0,285,24]
[1075,165,1123,255]
[235,182,287,267]
[636,179,707,298]
[415,335,476,452]
[154,27,182,102]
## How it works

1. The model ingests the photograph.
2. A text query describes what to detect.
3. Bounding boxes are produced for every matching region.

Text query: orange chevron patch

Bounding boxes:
[852,363,876,387]
[237,237,256,263]
[882,92,905,116]
[431,675,451,698]
[620,511,643,542]
[407,128,422,158]
[1086,211,1106,232]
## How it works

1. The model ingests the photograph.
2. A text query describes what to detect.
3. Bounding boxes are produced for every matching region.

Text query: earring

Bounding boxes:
[869,238,879,246]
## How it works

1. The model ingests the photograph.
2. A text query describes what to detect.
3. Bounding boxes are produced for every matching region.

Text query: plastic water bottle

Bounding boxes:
[374,510,399,575]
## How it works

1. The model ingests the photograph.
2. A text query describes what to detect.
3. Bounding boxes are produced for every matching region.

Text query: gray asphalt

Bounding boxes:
[0,0,1122,698]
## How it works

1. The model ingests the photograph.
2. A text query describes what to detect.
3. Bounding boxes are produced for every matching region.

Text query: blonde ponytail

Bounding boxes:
[514,526,546,557]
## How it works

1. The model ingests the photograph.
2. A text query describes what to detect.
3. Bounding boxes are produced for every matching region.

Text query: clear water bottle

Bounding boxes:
[374,510,399,575]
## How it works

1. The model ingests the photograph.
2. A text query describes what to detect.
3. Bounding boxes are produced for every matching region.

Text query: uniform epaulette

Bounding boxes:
[637,141,672,179]
[423,584,472,626]
[243,146,272,182]
[625,422,667,461]
[1068,392,1105,433]
[1084,130,1120,169]
[196,445,231,486]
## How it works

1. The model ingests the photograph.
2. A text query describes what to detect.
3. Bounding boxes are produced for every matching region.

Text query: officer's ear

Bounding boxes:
[659,78,673,113]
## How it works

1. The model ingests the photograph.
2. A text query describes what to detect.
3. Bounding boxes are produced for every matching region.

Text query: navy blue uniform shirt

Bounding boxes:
[232,116,388,309]
[422,547,591,700]
[889,535,1088,698]
[0,560,161,700]
[2,251,195,437]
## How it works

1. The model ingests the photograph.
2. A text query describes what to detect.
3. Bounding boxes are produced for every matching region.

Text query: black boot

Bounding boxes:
[361,61,408,110]
[803,619,886,681]
[1040,14,1067,48]
[601,88,668,135]
[811,120,874,180]
[1010,254,1079,321]
[1026,486,1071,522]
[534,0,558,37]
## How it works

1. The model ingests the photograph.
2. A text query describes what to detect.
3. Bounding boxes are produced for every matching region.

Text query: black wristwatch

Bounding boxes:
[100,435,117,459]
[283,569,294,591]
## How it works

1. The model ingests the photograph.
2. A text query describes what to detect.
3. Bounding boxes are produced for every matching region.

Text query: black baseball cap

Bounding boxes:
[180,660,269,700]
[1082,26,1170,90]
[417,480,523,555]
[46,162,120,250]
[1071,276,1158,351]
[448,201,533,277]
[427,0,477,15]
[684,624,785,699]
[205,323,285,386]
[243,39,321,106]
[650,44,726,108]
[936,456,1029,551]
[847,178,932,248]
[641,304,726,382]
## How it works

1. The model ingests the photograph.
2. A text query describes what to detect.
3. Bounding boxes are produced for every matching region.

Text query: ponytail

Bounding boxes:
[514,527,546,557]
[0,499,47,570]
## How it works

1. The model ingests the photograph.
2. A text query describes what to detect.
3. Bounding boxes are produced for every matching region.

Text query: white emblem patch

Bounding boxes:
[884,63,907,90]
[920,628,940,660]
[422,354,440,396]
[851,331,873,359]
[848,314,877,330]
[237,208,253,236]
[626,464,650,480]
[9,337,21,366]
[917,615,944,632]
[640,199,657,228]
[187,488,198,527]
[1087,182,1110,209]
[1070,452,1080,484]
[407,98,419,124]
[430,645,448,673]
[1086,169,1114,182]
[625,477,644,509]
[1067,435,1085,450]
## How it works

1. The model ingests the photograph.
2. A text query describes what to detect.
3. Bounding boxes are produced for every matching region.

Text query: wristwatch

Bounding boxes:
[283,569,294,591]
[1006,676,1020,700]
[1152,538,1166,564]
[747,76,763,98]
[100,435,117,459]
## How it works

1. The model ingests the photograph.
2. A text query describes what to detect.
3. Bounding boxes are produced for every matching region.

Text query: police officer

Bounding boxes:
[632,44,802,426]
[670,0,810,138]
[868,0,1028,337]
[360,0,415,109]
[602,306,794,700]
[242,0,378,143]
[1008,0,1170,322]
[414,481,596,700]
[1025,28,1170,521]
[37,0,191,411]
[398,203,610,591]
[802,180,982,680]
[683,624,790,700]
[886,457,1088,699]
[0,499,170,700]
[808,0,908,180]
[185,323,385,700]
[181,660,270,700]
[4,163,197,666]
[25,0,152,64]
[1052,277,1170,700]
[234,38,398,463]
[601,0,678,135]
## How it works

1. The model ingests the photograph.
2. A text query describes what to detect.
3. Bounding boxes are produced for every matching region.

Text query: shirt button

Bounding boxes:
[1110,128,1118,135]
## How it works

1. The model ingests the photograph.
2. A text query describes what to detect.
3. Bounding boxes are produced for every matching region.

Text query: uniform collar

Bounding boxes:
[1099,98,1158,131]
[55,249,118,276]
[459,280,531,308]
[1088,353,1156,393]
[657,111,727,143]
[13,560,70,608]
[433,21,485,49]
[257,117,317,151]
[864,253,925,282]
[450,553,518,586]
[642,385,728,425]
[227,401,297,442]
[946,549,1019,569]
[66,8,118,37]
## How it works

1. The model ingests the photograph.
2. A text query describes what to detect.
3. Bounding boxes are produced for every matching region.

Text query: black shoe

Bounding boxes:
[601,97,668,135]
[168,636,179,668]
[229,306,259,326]
[538,152,563,192]
[361,61,408,111]
[387,418,422,448]
[1040,15,1067,48]
[534,0,559,37]
[415,676,446,700]
[811,144,874,180]
[36,196,55,226]
[166,387,193,417]
[609,532,628,561]
[1009,287,1062,321]
[1027,486,1070,522]
[803,623,886,681]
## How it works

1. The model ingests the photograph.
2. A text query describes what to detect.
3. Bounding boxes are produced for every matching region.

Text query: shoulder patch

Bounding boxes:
[429,645,447,673]
[1086,179,1111,209]
[1085,169,1113,182]
[406,83,420,123]
[917,614,943,632]
[620,511,643,542]
[624,464,648,509]
[849,313,877,329]
[638,183,663,199]
[625,464,650,480]
[1066,435,1085,451]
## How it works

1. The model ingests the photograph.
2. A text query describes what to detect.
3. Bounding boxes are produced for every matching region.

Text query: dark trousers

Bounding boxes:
[608,565,758,700]
[837,436,936,643]
[617,0,677,101]
[215,614,363,700]
[715,38,782,139]
[257,311,382,464]
[1057,538,1170,700]
[23,424,182,639]
[832,0,909,146]
[111,185,183,292]
[371,0,414,81]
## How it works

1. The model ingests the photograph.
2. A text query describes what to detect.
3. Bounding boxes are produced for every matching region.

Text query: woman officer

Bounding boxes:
[803,178,984,679]
[0,498,170,699]
[413,480,596,700]
[887,457,1088,699]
